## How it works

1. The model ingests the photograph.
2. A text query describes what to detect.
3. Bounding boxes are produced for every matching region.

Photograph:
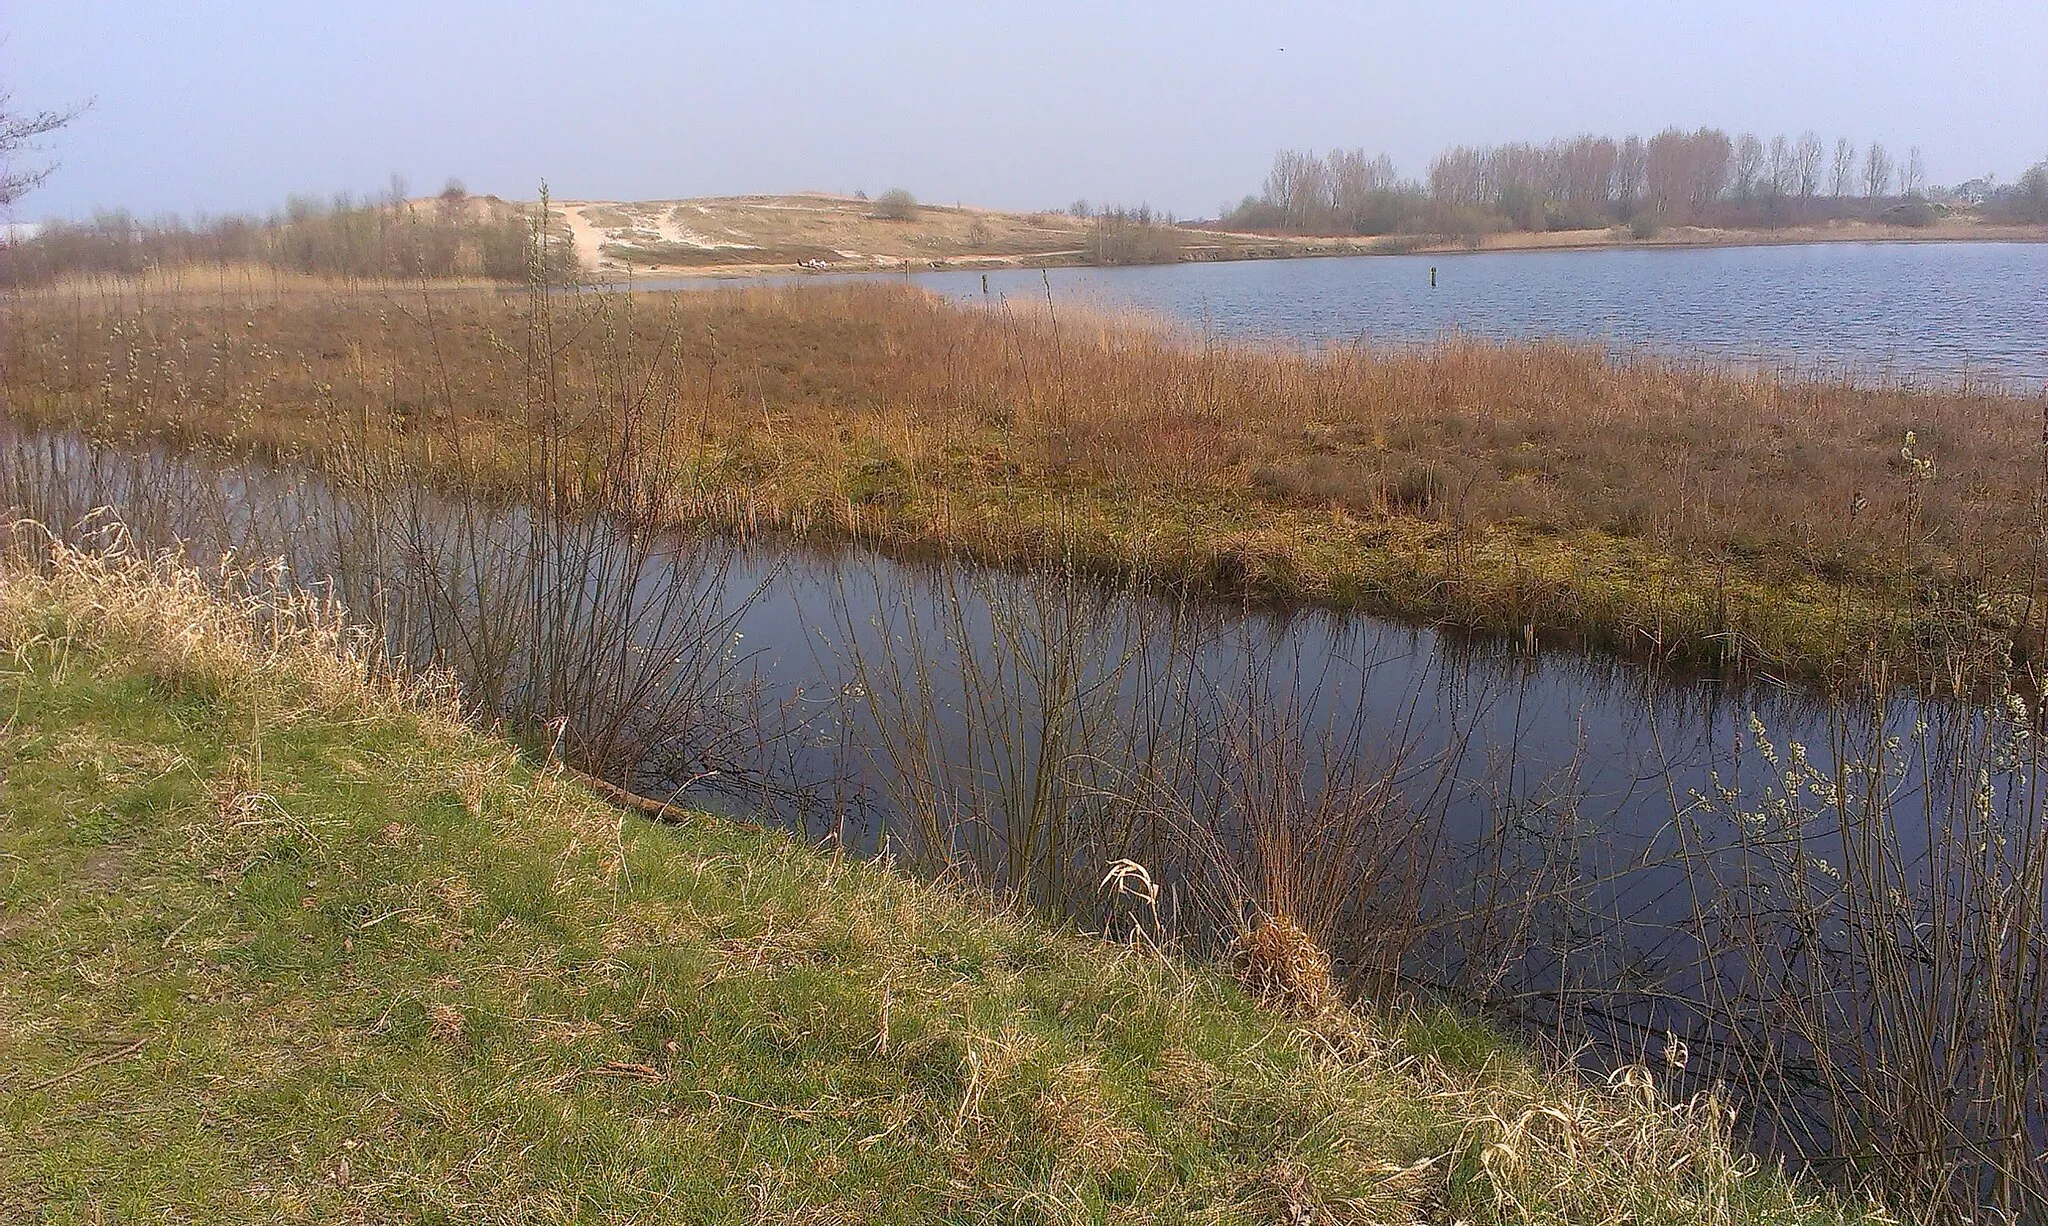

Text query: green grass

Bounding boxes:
[0,554,1876,1223]
[782,473,1933,678]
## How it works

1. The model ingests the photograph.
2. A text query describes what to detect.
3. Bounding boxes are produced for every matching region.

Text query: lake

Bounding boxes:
[661,239,2048,386]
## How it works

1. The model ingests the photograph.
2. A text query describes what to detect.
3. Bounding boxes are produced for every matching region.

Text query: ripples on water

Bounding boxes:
[660,239,2048,386]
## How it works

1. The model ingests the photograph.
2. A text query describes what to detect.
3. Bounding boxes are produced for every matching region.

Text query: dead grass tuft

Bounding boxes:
[1231,913,1337,1016]
[0,522,459,726]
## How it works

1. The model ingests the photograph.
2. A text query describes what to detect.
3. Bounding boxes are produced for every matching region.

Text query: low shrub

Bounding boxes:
[871,188,918,221]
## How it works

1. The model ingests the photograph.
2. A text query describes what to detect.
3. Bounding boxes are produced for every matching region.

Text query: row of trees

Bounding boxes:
[1225,129,2018,238]
[0,181,582,286]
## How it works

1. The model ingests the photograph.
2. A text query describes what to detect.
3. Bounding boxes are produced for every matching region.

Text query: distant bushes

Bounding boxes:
[0,184,582,287]
[1883,198,1941,227]
[1994,161,2048,223]
[1086,205,1183,265]
[870,189,918,221]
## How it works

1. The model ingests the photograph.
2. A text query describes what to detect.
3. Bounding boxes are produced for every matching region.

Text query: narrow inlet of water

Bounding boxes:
[5,426,2039,1200]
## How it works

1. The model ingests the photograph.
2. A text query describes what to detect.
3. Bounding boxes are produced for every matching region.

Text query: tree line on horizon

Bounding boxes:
[1225,130,2048,238]
[0,180,581,287]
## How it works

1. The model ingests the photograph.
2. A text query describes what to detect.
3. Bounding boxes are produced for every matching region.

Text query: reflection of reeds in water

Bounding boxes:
[824,550,1585,995]
[1,433,775,799]
[1670,699,2048,1219]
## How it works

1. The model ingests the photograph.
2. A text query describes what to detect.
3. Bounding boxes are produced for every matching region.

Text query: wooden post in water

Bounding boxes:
[1430,266,1437,288]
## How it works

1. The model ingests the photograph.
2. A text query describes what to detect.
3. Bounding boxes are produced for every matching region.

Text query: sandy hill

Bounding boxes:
[538,192,2047,280]
[553,193,1100,277]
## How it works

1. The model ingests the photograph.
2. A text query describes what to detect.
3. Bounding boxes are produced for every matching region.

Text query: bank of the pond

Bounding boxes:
[686,477,1954,682]
[0,551,1870,1223]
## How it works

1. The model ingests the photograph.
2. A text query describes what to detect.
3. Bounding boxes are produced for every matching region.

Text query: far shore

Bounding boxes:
[585,211,2048,281]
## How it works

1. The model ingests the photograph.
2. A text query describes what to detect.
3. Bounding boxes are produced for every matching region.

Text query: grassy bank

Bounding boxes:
[4,277,2041,682]
[0,546,1872,1223]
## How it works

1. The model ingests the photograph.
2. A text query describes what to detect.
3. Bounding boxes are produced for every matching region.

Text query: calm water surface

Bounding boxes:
[679,240,2048,385]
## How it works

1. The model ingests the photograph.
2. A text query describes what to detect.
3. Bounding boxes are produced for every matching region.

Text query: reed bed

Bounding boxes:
[4,274,2043,680]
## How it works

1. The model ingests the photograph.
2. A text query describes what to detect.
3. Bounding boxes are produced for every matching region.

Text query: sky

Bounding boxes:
[4,0,2045,222]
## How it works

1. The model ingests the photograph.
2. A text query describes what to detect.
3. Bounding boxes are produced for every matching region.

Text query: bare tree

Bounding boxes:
[1864,141,1894,199]
[1264,150,1335,230]
[1643,127,1729,222]
[1327,148,1403,231]
[1553,134,1617,219]
[1830,137,1857,197]
[1613,135,1648,215]
[0,88,84,208]
[1795,131,1824,198]
[1732,133,1765,200]
[1688,127,1733,216]
[1642,129,1687,217]
[1766,134,1793,199]
[1427,146,1485,210]
[1902,146,1927,198]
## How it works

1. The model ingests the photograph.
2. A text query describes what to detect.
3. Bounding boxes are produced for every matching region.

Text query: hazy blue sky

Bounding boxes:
[5,0,2045,220]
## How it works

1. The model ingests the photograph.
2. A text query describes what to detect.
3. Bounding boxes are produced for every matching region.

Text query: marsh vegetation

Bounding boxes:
[5,274,2044,681]
[3,270,2045,1220]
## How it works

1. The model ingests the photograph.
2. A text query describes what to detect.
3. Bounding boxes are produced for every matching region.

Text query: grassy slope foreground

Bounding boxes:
[0,549,1869,1223]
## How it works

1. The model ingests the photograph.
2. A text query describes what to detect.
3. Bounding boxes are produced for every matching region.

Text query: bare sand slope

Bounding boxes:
[553,193,1096,278]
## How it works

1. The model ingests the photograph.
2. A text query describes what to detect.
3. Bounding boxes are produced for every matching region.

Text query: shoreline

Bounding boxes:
[589,217,2048,281]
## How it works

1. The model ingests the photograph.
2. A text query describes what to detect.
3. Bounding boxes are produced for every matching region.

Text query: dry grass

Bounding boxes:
[1230,914,1337,1016]
[0,541,1877,1223]
[3,261,511,299]
[3,276,2040,679]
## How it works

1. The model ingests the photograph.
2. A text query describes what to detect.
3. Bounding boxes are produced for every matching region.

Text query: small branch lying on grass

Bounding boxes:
[31,1034,151,1090]
[160,910,199,949]
[592,1061,663,1082]
[561,763,747,828]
